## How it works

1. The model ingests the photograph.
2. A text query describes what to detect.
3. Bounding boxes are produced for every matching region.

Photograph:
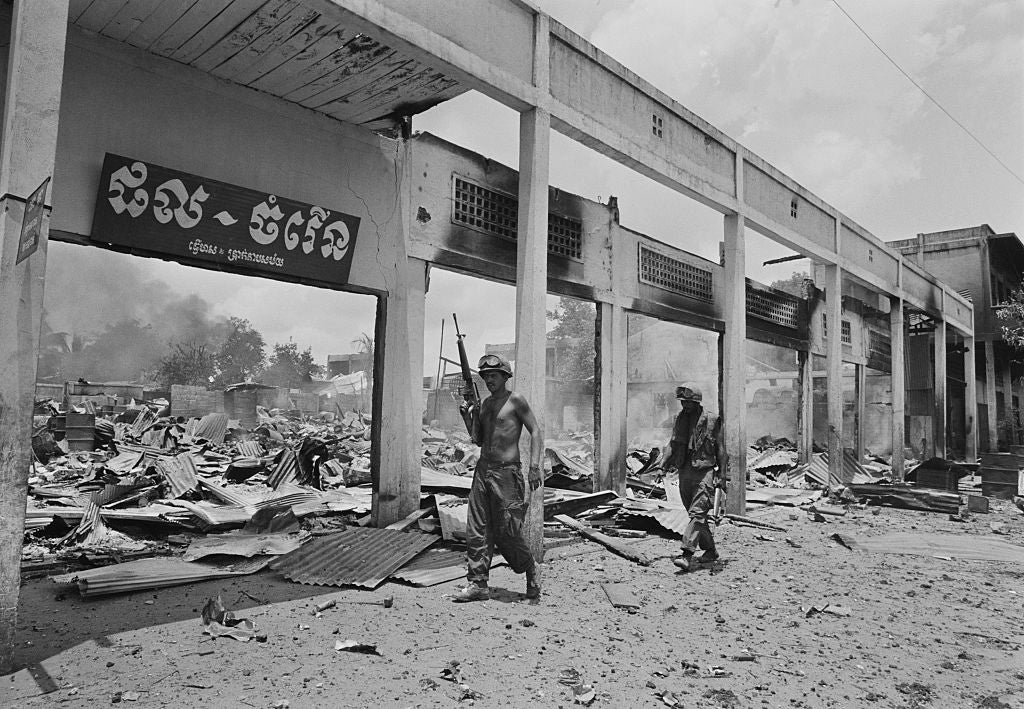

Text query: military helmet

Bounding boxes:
[675,382,703,402]
[478,353,513,377]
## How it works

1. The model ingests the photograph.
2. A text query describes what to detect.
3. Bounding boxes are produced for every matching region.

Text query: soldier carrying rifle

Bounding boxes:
[664,382,728,571]
[451,317,543,602]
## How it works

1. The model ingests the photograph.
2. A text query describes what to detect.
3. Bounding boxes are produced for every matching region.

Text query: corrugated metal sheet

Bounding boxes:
[617,504,690,535]
[192,413,229,444]
[390,548,506,587]
[271,528,438,588]
[267,449,299,489]
[51,555,271,597]
[104,450,145,473]
[183,531,308,561]
[750,450,798,471]
[157,453,200,498]
[167,499,254,528]
[805,451,867,486]
[198,479,259,506]
[235,441,265,457]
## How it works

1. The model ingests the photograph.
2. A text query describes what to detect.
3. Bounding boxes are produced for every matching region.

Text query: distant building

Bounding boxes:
[327,353,371,378]
[889,225,1024,452]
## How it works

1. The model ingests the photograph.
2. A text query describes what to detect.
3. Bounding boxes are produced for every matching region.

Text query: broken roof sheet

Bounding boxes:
[271,528,438,589]
[156,453,199,499]
[51,555,271,597]
[191,413,228,444]
[183,531,308,561]
[617,499,689,535]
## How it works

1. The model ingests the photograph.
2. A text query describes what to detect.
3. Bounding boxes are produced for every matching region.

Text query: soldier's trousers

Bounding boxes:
[678,466,717,555]
[465,460,536,584]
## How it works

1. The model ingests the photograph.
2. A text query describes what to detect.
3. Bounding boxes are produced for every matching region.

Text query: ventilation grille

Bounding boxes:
[746,283,800,329]
[451,176,582,259]
[638,245,713,302]
[868,329,892,371]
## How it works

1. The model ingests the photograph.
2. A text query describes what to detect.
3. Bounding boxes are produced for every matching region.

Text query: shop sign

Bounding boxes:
[90,154,361,284]
[16,176,50,264]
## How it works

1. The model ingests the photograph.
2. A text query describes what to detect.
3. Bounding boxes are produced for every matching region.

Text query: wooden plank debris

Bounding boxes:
[602,583,641,609]
[553,514,651,566]
[543,490,618,520]
[848,484,961,514]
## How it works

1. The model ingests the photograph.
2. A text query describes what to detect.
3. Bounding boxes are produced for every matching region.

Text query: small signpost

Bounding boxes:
[15,176,50,264]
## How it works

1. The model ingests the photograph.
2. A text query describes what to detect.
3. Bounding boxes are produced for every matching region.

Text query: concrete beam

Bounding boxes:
[0,0,69,674]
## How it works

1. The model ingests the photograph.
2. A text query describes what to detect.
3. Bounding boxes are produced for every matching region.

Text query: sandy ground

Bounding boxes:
[3,499,1024,709]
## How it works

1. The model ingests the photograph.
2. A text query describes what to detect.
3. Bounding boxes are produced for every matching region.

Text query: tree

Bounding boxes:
[769,271,810,298]
[546,297,596,381]
[996,286,1024,349]
[351,331,374,384]
[157,341,217,387]
[215,317,265,386]
[263,341,324,388]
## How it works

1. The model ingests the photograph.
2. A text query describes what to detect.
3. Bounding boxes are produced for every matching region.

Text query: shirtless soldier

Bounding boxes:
[453,353,543,602]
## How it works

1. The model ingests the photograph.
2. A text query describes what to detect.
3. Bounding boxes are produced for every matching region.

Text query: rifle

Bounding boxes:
[452,313,479,406]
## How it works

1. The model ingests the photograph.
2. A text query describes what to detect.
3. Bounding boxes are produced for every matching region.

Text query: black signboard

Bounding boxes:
[16,176,50,264]
[90,154,361,285]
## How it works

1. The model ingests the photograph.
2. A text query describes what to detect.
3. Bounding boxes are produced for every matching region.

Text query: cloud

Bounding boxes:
[585,0,1021,223]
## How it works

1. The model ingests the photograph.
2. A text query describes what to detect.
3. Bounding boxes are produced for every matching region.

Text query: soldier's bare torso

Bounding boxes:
[479,390,526,464]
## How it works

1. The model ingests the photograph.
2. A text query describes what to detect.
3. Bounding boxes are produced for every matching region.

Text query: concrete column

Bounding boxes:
[371,146,422,527]
[965,332,977,463]
[797,349,813,465]
[854,364,866,463]
[985,339,998,451]
[0,0,69,674]
[825,265,844,484]
[514,106,550,562]
[722,212,746,513]
[890,297,906,480]
[595,301,627,495]
[933,318,947,459]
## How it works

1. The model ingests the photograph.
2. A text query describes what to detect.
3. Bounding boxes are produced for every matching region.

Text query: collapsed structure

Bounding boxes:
[0,0,1004,669]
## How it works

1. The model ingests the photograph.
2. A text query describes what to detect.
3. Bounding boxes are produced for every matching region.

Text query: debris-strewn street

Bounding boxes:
[6,397,1024,707]
[5,497,1024,708]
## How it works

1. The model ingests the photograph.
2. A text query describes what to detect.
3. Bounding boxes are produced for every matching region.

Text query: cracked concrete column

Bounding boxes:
[0,0,69,674]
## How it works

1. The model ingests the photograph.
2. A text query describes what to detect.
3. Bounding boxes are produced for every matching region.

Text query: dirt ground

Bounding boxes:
[3,499,1024,709]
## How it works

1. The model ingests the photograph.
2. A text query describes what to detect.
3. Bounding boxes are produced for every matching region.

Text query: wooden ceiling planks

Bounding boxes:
[100,0,168,42]
[124,0,200,50]
[208,4,320,80]
[292,49,411,108]
[223,16,342,86]
[71,0,467,133]
[75,0,131,32]
[189,0,295,71]
[246,26,360,94]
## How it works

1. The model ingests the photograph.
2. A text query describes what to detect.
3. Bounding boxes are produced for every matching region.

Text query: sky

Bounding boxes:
[44,0,1024,379]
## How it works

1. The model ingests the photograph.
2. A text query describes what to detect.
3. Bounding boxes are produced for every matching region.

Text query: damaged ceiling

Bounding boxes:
[69,0,467,135]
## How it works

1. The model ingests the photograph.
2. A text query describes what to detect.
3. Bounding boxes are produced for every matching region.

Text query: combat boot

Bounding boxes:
[452,582,490,603]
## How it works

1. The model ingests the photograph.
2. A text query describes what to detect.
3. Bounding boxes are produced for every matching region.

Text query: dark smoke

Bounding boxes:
[41,242,230,383]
